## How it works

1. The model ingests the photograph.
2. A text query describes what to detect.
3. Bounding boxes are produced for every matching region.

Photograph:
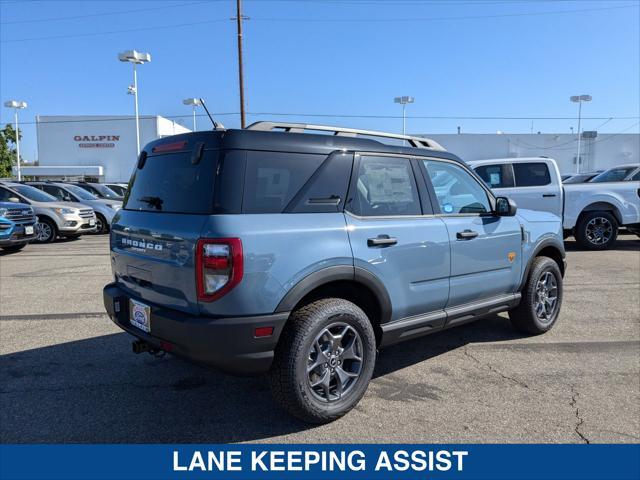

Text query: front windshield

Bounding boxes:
[590,167,636,183]
[65,184,97,200]
[12,185,57,202]
[93,184,120,198]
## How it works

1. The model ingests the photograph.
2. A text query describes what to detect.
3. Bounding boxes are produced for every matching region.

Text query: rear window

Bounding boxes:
[513,162,551,187]
[124,151,217,214]
[242,152,324,213]
[475,164,514,188]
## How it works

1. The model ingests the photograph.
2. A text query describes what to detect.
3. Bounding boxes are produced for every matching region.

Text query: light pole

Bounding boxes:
[4,100,27,181]
[183,98,202,131]
[570,94,592,173]
[118,50,151,155]
[394,96,414,140]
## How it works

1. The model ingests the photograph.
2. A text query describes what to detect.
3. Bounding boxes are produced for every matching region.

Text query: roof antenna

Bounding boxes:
[199,98,225,130]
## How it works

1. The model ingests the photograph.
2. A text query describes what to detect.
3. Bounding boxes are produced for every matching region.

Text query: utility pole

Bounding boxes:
[236,0,246,128]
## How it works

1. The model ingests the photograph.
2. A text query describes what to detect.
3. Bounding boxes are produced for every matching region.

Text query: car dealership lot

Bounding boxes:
[1,235,638,443]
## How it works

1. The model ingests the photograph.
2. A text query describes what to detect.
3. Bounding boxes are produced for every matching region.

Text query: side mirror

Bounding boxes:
[8,197,20,203]
[495,196,517,216]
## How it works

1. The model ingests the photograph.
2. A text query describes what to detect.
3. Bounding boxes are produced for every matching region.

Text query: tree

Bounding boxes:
[0,123,21,178]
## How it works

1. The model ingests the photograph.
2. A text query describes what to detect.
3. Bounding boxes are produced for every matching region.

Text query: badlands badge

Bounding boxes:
[508,251,517,263]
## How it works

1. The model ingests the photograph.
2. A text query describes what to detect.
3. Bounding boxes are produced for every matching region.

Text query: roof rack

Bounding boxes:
[246,121,446,151]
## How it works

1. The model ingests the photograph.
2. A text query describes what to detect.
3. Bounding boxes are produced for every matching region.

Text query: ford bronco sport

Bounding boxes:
[103,122,566,423]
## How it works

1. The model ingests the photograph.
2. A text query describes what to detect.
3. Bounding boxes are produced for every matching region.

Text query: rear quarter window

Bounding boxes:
[124,151,217,214]
[242,152,325,214]
[513,162,551,187]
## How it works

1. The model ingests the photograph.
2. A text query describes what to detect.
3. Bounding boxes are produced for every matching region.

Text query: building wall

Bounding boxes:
[421,133,639,174]
[36,115,190,182]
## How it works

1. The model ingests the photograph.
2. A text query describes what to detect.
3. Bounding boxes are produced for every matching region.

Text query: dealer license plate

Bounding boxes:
[89,219,96,226]
[130,300,151,333]
[25,226,34,235]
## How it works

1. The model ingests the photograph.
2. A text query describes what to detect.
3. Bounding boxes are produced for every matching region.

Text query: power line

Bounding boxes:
[5,113,639,126]
[254,4,638,22]
[0,1,211,25]
[0,18,230,43]
[1,3,636,42]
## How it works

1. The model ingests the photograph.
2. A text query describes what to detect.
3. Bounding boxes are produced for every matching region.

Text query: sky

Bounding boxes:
[1,0,639,162]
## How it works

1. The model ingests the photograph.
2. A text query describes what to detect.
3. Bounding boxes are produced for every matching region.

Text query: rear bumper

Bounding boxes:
[103,282,289,375]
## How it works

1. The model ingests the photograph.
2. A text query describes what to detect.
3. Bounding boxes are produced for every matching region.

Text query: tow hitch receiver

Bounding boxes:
[132,339,157,355]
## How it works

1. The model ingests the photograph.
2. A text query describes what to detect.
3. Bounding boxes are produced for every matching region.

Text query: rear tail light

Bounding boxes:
[196,238,243,302]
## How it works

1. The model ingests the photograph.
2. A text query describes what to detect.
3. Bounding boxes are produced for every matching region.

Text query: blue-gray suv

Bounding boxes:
[103,122,566,423]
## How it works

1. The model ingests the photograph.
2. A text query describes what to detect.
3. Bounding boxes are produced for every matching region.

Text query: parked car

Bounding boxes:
[28,181,121,234]
[0,182,97,242]
[104,183,128,196]
[0,201,37,252]
[588,164,640,183]
[469,157,640,249]
[562,171,602,184]
[103,122,566,423]
[68,182,124,201]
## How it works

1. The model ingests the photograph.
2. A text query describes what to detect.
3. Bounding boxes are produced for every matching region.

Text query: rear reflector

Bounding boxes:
[152,140,187,153]
[196,238,243,302]
[254,327,274,338]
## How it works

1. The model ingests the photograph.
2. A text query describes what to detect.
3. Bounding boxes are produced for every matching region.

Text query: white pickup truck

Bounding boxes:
[467,157,640,250]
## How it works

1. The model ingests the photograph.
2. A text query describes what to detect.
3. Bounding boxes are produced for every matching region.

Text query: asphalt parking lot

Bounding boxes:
[1,234,638,444]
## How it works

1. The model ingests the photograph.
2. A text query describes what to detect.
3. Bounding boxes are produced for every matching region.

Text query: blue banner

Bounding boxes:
[1,444,638,480]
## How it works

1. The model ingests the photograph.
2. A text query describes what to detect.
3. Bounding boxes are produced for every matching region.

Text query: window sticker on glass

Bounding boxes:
[489,172,501,186]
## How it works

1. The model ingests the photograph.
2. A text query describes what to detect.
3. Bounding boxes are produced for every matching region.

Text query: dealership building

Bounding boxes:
[21,115,191,182]
[19,115,638,181]
[422,132,639,174]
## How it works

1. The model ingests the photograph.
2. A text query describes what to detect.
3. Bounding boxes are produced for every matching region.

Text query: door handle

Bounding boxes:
[307,195,341,205]
[367,235,398,247]
[542,193,557,197]
[456,229,478,240]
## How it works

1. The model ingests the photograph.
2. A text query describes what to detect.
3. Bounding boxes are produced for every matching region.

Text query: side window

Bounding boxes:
[242,152,325,214]
[289,152,353,213]
[42,185,66,201]
[0,187,18,202]
[475,164,514,188]
[631,170,640,181]
[350,156,421,216]
[423,160,491,214]
[513,162,551,187]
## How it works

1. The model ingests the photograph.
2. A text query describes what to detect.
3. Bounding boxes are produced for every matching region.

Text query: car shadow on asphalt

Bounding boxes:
[0,313,525,443]
[564,235,640,252]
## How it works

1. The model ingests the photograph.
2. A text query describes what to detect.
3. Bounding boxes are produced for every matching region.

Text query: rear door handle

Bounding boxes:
[456,229,478,240]
[542,193,557,197]
[367,235,398,247]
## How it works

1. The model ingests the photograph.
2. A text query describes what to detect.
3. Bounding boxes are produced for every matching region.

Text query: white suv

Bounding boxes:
[0,183,97,242]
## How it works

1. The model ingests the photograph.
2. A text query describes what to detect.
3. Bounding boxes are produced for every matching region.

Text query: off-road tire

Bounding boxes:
[575,211,618,250]
[269,298,376,424]
[510,256,563,335]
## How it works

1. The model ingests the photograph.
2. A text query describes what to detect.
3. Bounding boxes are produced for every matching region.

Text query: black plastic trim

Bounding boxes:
[518,238,566,291]
[380,293,521,347]
[103,282,288,376]
[274,265,393,325]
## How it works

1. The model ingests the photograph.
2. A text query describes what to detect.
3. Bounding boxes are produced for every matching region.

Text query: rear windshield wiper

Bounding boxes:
[138,196,164,210]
